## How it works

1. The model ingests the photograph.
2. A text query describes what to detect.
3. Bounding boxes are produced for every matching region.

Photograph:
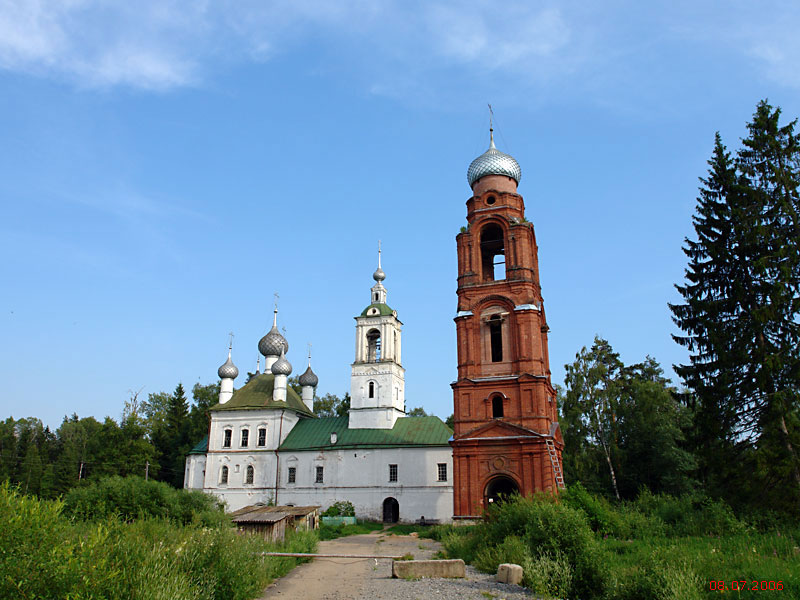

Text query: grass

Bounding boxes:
[430,487,800,600]
[397,552,415,561]
[316,519,384,540]
[0,481,317,600]
[385,523,433,535]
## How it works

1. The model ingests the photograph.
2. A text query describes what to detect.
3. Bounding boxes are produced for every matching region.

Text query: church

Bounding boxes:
[184,128,564,522]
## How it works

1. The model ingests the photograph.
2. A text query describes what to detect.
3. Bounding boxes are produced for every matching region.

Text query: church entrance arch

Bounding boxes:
[484,475,519,507]
[382,497,399,523]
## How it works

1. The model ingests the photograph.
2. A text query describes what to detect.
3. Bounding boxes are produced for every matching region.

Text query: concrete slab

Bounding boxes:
[392,559,466,579]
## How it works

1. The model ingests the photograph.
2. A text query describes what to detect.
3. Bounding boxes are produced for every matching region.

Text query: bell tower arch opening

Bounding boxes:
[366,329,381,362]
[480,224,505,281]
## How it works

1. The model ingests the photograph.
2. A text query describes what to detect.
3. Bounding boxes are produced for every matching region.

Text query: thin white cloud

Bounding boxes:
[0,0,798,95]
[0,0,577,91]
[0,0,206,89]
[666,1,800,89]
[425,5,570,70]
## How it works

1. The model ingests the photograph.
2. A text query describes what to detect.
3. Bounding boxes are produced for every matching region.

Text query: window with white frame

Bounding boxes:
[241,429,249,447]
[315,466,324,483]
[288,467,296,483]
[245,465,254,484]
[223,429,232,448]
[220,466,228,484]
[389,464,398,482]
[257,427,266,447]
[437,463,447,482]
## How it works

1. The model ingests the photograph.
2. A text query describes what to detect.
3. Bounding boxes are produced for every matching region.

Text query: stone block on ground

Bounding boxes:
[391,559,466,579]
[496,563,524,585]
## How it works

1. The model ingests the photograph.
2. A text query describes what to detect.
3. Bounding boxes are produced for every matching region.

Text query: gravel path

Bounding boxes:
[260,529,534,600]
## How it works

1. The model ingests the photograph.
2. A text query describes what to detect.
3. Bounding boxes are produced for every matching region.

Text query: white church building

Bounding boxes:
[184,254,454,523]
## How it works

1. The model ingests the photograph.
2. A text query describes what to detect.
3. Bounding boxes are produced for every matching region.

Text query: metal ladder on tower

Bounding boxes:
[545,438,565,489]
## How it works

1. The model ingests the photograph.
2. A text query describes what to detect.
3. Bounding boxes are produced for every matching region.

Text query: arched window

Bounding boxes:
[245,465,254,485]
[369,381,375,398]
[220,466,228,484]
[481,224,505,281]
[492,396,504,418]
[489,315,503,362]
[367,329,381,362]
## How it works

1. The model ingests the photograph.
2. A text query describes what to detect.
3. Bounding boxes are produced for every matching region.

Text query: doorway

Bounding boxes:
[484,476,519,507]
[382,497,399,523]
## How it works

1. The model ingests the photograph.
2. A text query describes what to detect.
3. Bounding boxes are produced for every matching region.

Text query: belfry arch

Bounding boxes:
[366,328,381,362]
[480,223,506,281]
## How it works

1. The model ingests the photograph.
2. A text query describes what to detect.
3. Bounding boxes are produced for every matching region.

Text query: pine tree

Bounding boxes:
[671,101,800,510]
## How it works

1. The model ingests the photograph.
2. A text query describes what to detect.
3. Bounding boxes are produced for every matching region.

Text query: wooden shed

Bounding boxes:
[230,506,290,543]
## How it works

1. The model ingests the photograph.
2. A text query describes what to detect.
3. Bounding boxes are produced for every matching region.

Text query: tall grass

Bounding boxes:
[433,486,800,600]
[0,481,317,600]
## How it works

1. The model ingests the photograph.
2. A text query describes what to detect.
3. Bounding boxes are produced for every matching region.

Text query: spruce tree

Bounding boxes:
[671,101,800,509]
[670,134,743,495]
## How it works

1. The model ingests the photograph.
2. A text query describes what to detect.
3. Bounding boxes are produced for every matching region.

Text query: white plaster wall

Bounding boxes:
[184,454,206,489]
[279,447,453,522]
[198,409,454,520]
[208,409,300,453]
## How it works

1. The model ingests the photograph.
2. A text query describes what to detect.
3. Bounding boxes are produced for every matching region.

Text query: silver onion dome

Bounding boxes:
[298,365,319,387]
[373,266,385,282]
[467,133,521,188]
[271,349,292,376]
[259,325,288,357]
[217,354,239,380]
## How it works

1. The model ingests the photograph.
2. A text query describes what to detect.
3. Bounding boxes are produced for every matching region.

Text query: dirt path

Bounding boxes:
[259,529,533,600]
[258,529,433,600]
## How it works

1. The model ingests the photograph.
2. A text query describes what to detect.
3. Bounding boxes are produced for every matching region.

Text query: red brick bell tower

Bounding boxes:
[451,128,564,519]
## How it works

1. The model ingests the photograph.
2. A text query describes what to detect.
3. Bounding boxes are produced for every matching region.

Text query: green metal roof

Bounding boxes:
[359,303,394,317]
[188,435,208,455]
[208,373,315,417]
[279,415,452,451]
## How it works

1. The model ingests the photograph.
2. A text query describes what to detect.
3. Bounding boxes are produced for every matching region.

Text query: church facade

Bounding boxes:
[184,256,454,522]
[184,128,563,521]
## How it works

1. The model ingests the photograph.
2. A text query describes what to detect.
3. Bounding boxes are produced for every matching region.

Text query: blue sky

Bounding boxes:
[1,1,799,428]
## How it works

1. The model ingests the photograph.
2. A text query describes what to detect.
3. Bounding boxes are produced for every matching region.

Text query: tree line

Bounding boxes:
[0,376,423,498]
[562,100,799,516]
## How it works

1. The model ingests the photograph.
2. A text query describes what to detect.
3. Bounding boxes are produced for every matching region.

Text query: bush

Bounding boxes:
[0,481,317,600]
[322,500,355,517]
[523,551,573,600]
[63,475,228,526]
[613,555,703,600]
[633,489,744,537]
[439,527,484,564]
[481,495,609,599]
[474,534,530,573]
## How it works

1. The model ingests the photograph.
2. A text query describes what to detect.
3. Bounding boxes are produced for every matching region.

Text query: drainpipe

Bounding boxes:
[274,410,284,505]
